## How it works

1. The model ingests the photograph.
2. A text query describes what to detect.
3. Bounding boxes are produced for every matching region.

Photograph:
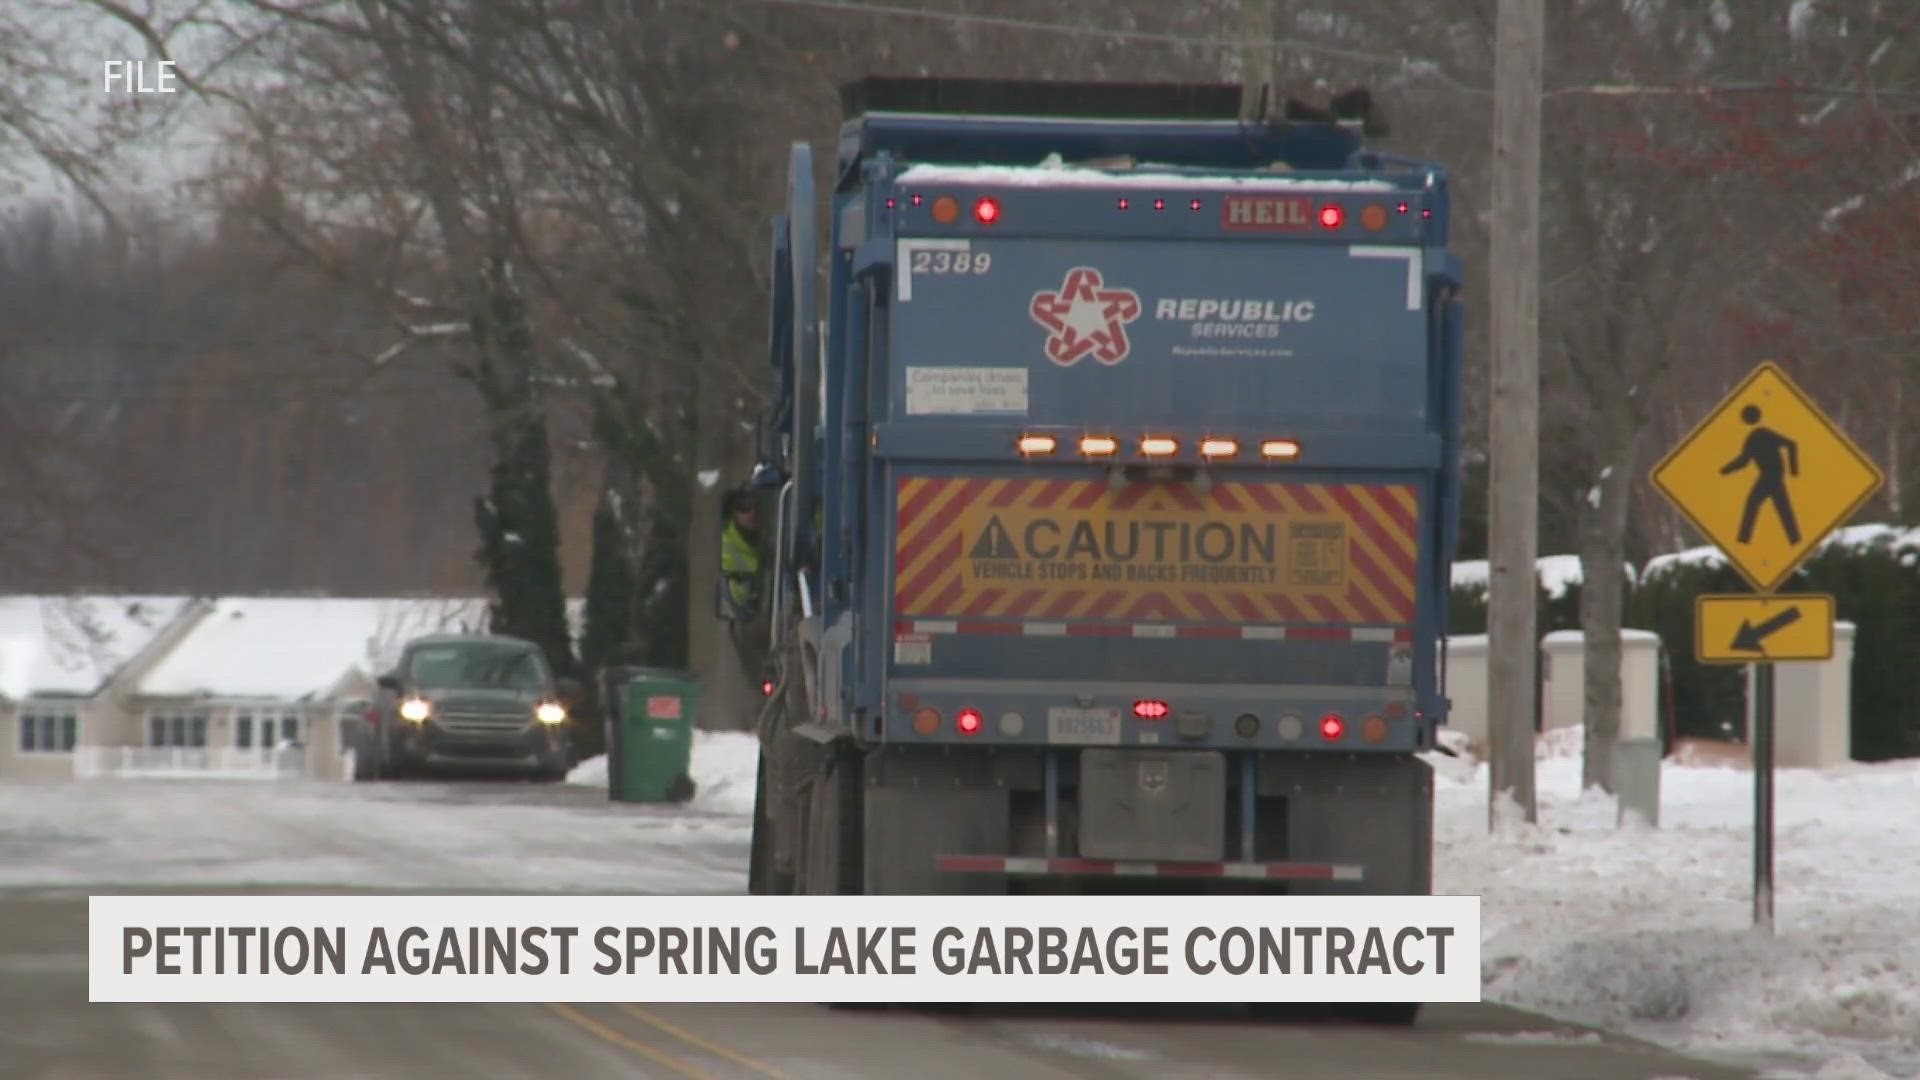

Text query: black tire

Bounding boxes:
[1249,1002,1422,1026]
[1352,1002,1421,1026]
[749,755,782,895]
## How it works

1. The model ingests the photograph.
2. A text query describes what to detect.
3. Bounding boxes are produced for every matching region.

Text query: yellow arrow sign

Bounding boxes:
[1651,362,1883,593]
[1695,593,1835,664]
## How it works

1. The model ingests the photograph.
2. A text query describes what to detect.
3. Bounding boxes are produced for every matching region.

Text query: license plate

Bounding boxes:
[1047,706,1123,745]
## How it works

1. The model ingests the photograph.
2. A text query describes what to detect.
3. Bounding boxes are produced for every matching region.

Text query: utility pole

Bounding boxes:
[1487,0,1544,830]
[1238,0,1273,122]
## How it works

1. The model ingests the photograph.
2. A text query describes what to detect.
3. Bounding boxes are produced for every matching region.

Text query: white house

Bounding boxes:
[0,593,586,783]
[0,595,202,781]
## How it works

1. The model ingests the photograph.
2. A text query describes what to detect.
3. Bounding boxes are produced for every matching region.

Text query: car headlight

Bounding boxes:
[535,702,567,725]
[399,698,432,722]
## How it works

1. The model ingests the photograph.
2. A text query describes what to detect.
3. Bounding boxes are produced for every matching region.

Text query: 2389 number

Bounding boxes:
[911,250,992,274]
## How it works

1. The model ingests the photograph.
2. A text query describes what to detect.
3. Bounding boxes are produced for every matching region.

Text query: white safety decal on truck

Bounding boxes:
[893,633,932,666]
[1387,645,1414,687]
[904,366,1028,416]
[1348,245,1424,310]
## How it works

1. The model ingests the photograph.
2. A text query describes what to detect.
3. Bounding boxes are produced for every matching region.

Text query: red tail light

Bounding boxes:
[956,708,984,735]
[1320,713,1346,740]
[1133,700,1170,720]
[761,680,774,697]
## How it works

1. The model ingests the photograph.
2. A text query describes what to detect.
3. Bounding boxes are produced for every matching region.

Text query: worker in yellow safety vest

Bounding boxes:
[720,488,763,620]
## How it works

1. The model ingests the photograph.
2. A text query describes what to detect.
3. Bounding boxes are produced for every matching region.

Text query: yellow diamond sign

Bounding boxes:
[1651,362,1883,593]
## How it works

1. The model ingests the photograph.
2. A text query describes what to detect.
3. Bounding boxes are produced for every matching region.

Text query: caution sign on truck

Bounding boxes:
[892,477,1417,625]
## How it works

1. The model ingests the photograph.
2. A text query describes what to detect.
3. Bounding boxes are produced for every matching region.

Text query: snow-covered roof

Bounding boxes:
[136,597,496,701]
[895,162,1399,192]
[0,595,196,700]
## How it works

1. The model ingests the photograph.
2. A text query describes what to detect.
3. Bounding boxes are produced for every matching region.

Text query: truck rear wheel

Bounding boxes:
[1249,1002,1421,1026]
[749,754,792,895]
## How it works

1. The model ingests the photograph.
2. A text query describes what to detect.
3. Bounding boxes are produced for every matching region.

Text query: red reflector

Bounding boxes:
[973,197,1000,224]
[956,708,984,735]
[761,680,774,697]
[1320,713,1346,740]
[1133,700,1170,720]
[1319,204,1344,229]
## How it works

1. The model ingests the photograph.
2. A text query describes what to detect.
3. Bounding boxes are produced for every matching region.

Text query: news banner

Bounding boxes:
[91,895,1479,1004]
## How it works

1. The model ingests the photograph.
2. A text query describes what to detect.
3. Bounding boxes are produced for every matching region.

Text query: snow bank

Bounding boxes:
[687,731,760,816]
[1449,555,1631,598]
[565,730,760,817]
[565,754,608,787]
[1431,730,1920,1078]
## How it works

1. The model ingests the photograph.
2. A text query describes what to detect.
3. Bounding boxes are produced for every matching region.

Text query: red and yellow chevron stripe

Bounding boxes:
[892,476,1419,625]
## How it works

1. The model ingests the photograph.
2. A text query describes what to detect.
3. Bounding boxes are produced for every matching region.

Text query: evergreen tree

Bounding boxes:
[581,488,636,671]
[473,415,578,684]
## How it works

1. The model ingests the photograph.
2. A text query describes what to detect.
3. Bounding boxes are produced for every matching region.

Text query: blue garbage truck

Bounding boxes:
[730,77,1464,942]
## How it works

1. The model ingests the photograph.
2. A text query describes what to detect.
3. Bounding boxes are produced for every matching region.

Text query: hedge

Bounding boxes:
[1442,527,1920,762]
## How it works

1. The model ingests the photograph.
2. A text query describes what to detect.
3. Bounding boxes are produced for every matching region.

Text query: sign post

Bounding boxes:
[1650,361,1882,933]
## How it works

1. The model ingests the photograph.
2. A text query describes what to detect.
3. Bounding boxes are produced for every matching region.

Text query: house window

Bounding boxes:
[235,714,254,749]
[18,705,80,754]
[146,710,212,748]
[281,714,300,744]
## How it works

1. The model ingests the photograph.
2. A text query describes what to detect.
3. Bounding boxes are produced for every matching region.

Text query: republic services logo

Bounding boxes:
[1029,267,1142,367]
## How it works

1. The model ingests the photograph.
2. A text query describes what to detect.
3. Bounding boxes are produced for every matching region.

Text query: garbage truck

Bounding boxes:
[727,77,1464,990]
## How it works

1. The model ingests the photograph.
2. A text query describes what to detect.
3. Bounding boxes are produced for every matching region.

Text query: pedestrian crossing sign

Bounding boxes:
[1651,362,1883,594]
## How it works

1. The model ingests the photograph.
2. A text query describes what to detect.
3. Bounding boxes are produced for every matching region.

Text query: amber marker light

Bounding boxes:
[1017,434,1057,456]
[1140,436,1179,457]
[1200,437,1239,459]
[1079,435,1119,456]
[1260,438,1302,461]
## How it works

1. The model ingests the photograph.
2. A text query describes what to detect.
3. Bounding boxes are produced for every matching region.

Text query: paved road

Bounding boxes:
[3,893,1762,1080]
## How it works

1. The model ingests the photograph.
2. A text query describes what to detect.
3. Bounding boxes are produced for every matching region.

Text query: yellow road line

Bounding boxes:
[545,1002,722,1080]
[618,1003,792,1080]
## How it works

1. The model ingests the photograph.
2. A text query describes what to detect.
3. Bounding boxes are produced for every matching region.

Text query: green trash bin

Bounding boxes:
[610,668,699,804]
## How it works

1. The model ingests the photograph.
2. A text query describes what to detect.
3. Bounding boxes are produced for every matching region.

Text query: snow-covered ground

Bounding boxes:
[3,726,1913,1076]
[1427,728,1920,1080]
[0,733,762,895]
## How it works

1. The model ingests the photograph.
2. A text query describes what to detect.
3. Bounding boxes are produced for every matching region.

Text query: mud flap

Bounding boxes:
[1262,753,1434,896]
[864,783,1010,896]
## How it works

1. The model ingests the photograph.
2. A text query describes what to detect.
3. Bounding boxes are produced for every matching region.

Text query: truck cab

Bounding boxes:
[367,633,579,781]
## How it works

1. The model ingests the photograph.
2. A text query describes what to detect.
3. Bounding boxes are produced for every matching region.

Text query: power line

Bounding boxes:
[735,0,1483,91]
[739,0,1920,104]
